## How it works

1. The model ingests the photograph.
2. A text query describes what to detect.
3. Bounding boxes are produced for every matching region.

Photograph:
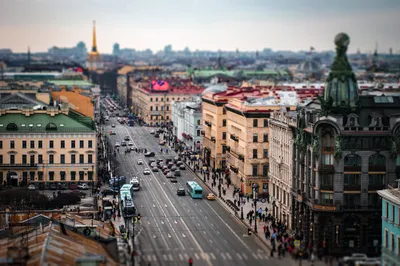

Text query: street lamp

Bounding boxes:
[252,183,259,234]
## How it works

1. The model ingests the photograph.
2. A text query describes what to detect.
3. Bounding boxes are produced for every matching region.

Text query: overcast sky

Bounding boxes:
[1,0,400,54]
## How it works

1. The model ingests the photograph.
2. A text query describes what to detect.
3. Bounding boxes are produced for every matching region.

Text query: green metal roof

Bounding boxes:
[47,80,93,87]
[0,113,94,132]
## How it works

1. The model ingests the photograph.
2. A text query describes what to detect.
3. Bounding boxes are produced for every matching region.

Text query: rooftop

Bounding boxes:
[377,187,400,206]
[47,80,93,87]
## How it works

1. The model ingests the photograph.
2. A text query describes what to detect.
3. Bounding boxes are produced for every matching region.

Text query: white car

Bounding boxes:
[128,141,134,146]
[137,159,143,165]
[143,168,151,175]
[78,184,89,190]
[115,142,121,147]
[28,184,36,190]
[150,130,155,134]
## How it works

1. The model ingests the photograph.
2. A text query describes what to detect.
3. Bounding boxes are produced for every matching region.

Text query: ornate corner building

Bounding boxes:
[291,33,399,256]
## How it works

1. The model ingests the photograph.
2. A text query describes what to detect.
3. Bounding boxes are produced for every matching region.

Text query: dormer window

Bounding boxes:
[349,117,356,127]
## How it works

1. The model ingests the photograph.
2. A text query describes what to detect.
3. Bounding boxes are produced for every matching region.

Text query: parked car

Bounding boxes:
[171,166,178,171]
[102,188,116,196]
[115,142,121,147]
[150,130,155,134]
[143,168,151,175]
[112,124,116,128]
[128,142,134,146]
[110,130,116,135]
[69,183,79,190]
[144,152,155,157]
[121,141,127,146]
[49,183,57,190]
[154,133,160,138]
[166,172,173,178]
[28,184,36,190]
[137,159,144,165]
[159,140,166,145]
[163,169,170,175]
[177,188,185,196]
[78,183,89,190]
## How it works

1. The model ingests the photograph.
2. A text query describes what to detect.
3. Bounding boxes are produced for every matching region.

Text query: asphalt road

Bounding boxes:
[106,118,288,266]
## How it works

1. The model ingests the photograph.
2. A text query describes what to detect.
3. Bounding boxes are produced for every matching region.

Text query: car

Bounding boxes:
[179,165,186,170]
[102,188,116,196]
[157,158,164,163]
[110,130,116,135]
[150,130,155,134]
[149,159,156,164]
[159,140,166,145]
[177,188,185,196]
[49,183,57,190]
[115,142,121,147]
[343,253,368,263]
[128,142,134,146]
[137,159,144,165]
[105,117,110,121]
[69,183,79,190]
[121,141,127,146]
[78,183,89,190]
[171,166,178,171]
[174,170,181,177]
[28,184,36,190]
[176,161,183,166]
[207,193,216,200]
[154,133,160,138]
[144,152,155,157]
[124,136,130,141]
[150,162,157,167]
[163,169,170,175]
[152,167,159,172]
[170,178,178,183]
[162,165,168,170]
[112,124,116,128]
[38,183,45,190]
[166,172,173,178]
[143,168,151,175]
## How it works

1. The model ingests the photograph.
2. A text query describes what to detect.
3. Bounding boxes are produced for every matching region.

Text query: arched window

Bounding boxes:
[368,154,386,171]
[322,134,334,151]
[344,154,361,168]
[45,123,57,131]
[6,123,18,131]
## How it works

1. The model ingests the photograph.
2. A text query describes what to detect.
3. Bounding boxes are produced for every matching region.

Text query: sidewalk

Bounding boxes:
[183,160,328,266]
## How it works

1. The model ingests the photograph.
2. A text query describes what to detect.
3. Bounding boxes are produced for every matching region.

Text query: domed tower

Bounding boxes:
[323,33,359,112]
[296,48,323,80]
[86,20,103,71]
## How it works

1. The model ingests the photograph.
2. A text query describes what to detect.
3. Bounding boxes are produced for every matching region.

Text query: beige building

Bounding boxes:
[0,101,97,188]
[268,111,297,228]
[131,79,204,126]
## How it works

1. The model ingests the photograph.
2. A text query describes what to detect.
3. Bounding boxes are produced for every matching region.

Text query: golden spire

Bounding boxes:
[91,20,98,53]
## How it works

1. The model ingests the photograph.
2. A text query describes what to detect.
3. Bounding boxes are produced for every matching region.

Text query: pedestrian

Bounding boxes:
[113,212,116,221]
[263,225,267,233]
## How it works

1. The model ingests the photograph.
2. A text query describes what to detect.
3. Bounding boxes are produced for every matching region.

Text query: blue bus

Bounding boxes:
[128,119,134,127]
[186,181,203,199]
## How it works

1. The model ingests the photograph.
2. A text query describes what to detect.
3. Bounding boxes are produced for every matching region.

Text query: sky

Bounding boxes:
[1,0,400,54]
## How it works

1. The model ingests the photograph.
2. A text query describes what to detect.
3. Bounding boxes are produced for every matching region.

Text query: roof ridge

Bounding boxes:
[39,222,52,265]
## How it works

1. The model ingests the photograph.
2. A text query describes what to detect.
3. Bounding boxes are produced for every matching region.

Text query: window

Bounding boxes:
[263,149,268,158]
[30,140,35,149]
[71,140,76,148]
[344,194,360,207]
[368,193,380,207]
[38,172,43,181]
[198,120,201,126]
[60,171,66,181]
[49,154,54,164]
[167,98,169,101]
[79,154,84,163]
[263,134,268,142]
[49,140,54,149]
[321,193,333,205]
[321,174,333,185]
[71,154,76,164]
[0,141,2,149]
[88,154,93,164]
[161,106,164,111]
[49,171,54,181]
[252,165,258,176]
[197,130,200,137]
[369,174,385,185]
[222,119,227,127]
[392,205,395,222]
[60,154,65,164]
[29,172,34,181]
[79,171,84,181]
[262,165,268,176]
[386,202,389,218]
[22,155,27,164]
[10,140,15,149]
[71,171,76,181]
[156,106,158,111]
[38,155,43,164]
[155,98,158,102]
[38,140,42,149]
[344,174,360,186]
[88,140,93,148]
[150,98,153,102]
[398,236,400,255]
[253,119,258,127]
[10,154,15,164]
[166,106,169,111]
[150,106,153,111]
[0,155,3,164]
[161,98,163,101]
[30,155,35,165]
[222,132,226,140]
[60,140,65,149]
[263,119,268,127]
[79,140,84,148]
[384,229,388,248]
[88,171,93,180]
[253,149,258,158]
[253,134,258,142]
[22,141,27,149]
[166,116,169,120]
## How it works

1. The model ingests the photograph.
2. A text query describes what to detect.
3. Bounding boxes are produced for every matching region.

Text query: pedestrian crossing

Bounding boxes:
[142,251,270,263]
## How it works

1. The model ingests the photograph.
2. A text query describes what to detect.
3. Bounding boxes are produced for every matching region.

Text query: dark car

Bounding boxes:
[177,188,185,196]
[38,183,45,190]
[179,165,186,170]
[144,152,155,157]
[154,133,160,138]
[171,166,178,171]
[157,158,164,163]
[174,170,181,177]
[152,167,159,172]
[170,178,178,183]
[176,161,183,166]
[69,183,79,190]
[102,188,116,196]
[49,183,57,190]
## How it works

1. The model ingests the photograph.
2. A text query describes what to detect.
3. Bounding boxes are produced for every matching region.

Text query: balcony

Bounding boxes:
[320,184,334,190]
[230,135,239,142]
[37,163,95,169]
[211,137,216,143]
[344,166,361,172]
[238,154,244,161]
[318,164,335,172]
[344,184,361,190]
[201,130,205,136]
[204,121,212,127]
[0,163,38,170]
[225,146,230,152]
[368,165,385,172]
[229,165,239,173]
[322,147,334,152]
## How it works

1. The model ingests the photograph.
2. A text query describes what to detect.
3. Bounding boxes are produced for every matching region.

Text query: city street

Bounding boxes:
[105,118,293,266]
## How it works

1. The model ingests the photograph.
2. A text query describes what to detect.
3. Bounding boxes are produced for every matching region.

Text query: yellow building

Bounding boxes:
[0,101,97,188]
[51,87,95,119]
[131,79,204,126]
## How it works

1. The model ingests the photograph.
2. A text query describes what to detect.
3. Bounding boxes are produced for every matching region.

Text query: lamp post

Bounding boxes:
[252,183,259,234]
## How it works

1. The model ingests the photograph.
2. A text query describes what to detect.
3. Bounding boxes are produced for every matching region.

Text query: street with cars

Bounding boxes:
[105,117,292,266]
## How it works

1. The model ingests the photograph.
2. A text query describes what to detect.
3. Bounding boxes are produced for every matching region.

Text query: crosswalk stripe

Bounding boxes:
[183,253,188,260]
[252,253,259,260]
[168,254,174,261]
[242,253,248,260]
[147,255,152,261]
[220,253,226,260]
[237,253,243,260]
[152,255,157,261]
[179,254,184,261]
[163,254,168,261]
[258,254,265,260]
[226,253,233,260]
[194,253,200,260]
[202,253,209,260]
[210,253,216,260]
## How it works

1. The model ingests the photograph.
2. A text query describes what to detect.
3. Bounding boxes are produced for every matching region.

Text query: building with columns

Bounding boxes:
[290,33,399,256]
[268,111,297,229]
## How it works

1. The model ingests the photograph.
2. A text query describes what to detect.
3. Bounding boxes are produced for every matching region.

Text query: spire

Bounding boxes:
[91,20,98,53]
[27,46,31,63]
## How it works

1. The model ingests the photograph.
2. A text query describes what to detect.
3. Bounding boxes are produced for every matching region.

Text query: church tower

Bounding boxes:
[86,20,103,71]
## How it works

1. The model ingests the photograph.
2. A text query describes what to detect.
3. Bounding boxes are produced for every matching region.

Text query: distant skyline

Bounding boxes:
[1,0,400,54]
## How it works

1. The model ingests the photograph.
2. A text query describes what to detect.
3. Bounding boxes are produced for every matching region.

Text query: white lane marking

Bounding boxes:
[161,220,164,224]
[205,216,208,219]
[237,253,243,260]
[197,223,200,227]
[210,253,216,260]
[153,235,156,238]
[147,221,150,225]
[174,220,177,224]
[165,204,168,207]
[147,254,152,261]
[220,253,226,260]
[252,254,259,259]
[200,209,202,212]
[203,231,207,235]
[182,233,186,237]
[216,231,220,235]
[226,253,233,260]
[188,209,191,212]
[210,223,214,227]
[163,254,168,261]
[179,254,184,261]
[168,234,171,238]
[194,203,197,206]
[141,205,143,208]
[152,255,157,261]
[202,253,209,260]
[194,253,200,260]
[124,127,211,266]
[153,204,156,208]
[168,254,174,261]
[209,238,212,243]
[242,253,248,260]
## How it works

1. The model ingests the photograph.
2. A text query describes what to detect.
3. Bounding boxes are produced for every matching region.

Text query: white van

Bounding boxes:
[130,178,140,191]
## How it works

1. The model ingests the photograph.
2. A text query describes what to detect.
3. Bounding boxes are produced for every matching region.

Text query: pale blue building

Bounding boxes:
[377,188,400,266]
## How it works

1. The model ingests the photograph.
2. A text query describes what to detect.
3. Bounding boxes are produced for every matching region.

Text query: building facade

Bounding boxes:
[377,188,400,265]
[268,111,297,229]
[0,105,97,188]
[171,98,202,152]
[291,33,398,256]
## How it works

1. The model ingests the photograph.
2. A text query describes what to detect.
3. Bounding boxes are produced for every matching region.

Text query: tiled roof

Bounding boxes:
[0,113,94,132]
[117,65,135,75]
